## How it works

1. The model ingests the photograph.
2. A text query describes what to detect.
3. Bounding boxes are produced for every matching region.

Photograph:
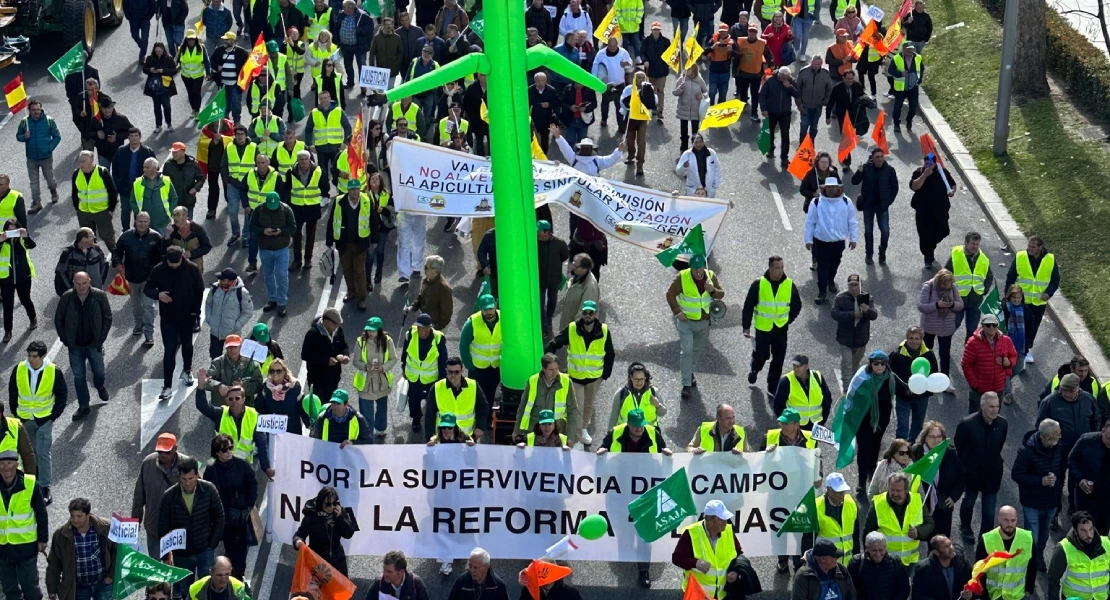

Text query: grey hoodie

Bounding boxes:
[204,277,255,339]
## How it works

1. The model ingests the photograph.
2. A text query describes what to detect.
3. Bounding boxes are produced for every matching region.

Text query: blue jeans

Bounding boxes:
[119,190,133,231]
[672,17,690,40]
[0,555,40,600]
[129,19,151,59]
[75,581,113,600]
[862,209,890,260]
[69,345,105,409]
[248,235,258,263]
[22,420,51,487]
[707,71,731,105]
[223,85,243,123]
[226,186,244,237]
[792,17,814,57]
[623,34,642,60]
[960,485,998,536]
[1022,506,1055,569]
[798,106,822,142]
[416,94,437,137]
[359,396,388,435]
[165,25,185,57]
[894,395,929,441]
[259,247,290,305]
[956,304,982,339]
[565,119,589,148]
[365,229,390,283]
[172,549,213,600]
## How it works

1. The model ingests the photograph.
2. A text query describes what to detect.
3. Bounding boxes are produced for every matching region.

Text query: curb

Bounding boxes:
[916,91,1110,380]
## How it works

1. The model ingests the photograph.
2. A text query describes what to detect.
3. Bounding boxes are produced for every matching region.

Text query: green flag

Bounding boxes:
[776,486,819,537]
[472,276,493,312]
[656,224,706,268]
[627,467,697,542]
[902,438,949,483]
[113,545,192,600]
[830,371,893,469]
[469,10,484,39]
[757,118,772,155]
[196,88,227,129]
[979,286,1006,334]
[362,0,381,17]
[294,0,314,18]
[48,43,84,83]
[268,0,282,27]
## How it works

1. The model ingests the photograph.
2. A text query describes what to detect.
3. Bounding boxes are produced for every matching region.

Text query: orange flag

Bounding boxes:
[348,110,366,183]
[523,560,573,600]
[787,134,817,181]
[855,20,889,58]
[682,573,709,600]
[291,544,356,600]
[872,110,889,155]
[838,113,858,163]
[919,132,944,167]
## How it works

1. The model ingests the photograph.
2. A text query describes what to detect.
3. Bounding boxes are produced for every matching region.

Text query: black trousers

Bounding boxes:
[767,111,791,160]
[409,380,432,431]
[1,276,35,334]
[814,239,846,295]
[292,220,318,265]
[679,119,700,150]
[1024,303,1048,350]
[855,425,885,488]
[600,87,627,130]
[183,76,205,112]
[471,124,490,156]
[207,160,222,213]
[922,332,953,375]
[736,75,761,111]
[209,334,224,359]
[161,318,195,387]
[472,366,501,410]
[751,327,789,390]
[223,526,249,578]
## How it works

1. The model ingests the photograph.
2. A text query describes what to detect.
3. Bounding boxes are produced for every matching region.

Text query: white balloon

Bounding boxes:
[908,373,929,395]
[926,372,951,394]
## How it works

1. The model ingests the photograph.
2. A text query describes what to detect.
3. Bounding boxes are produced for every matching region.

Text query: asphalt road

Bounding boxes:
[0,2,1085,599]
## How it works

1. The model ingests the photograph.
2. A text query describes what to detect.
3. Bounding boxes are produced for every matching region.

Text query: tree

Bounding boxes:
[1014,0,1051,97]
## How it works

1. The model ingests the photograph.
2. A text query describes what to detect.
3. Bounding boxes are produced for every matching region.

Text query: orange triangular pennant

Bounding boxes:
[837,113,858,163]
[682,573,709,600]
[787,134,817,181]
[291,544,356,600]
[524,560,573,600]
[919,132,944,167]
[872,110,889,155]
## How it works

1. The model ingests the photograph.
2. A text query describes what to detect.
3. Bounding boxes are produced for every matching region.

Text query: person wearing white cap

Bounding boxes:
[671,499,743,596]
[817,473,859,566]
[803,176,857,304]
[0,448,47,600]
[550,124,625,178]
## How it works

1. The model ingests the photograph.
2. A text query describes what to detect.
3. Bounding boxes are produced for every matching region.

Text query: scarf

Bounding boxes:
[266,380,291,401]
[1006,301,1026,352]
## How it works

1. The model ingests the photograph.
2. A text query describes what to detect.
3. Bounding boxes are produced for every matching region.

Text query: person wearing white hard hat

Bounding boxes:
[803,176,857,305]
[818,473,860,565]
[672,500,744,597]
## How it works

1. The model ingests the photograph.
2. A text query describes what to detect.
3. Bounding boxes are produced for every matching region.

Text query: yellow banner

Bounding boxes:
[683,24,703,70]
[662,29,682,73]
[629,83,652,121]
[594,6,621,42]
[699,99,746,130]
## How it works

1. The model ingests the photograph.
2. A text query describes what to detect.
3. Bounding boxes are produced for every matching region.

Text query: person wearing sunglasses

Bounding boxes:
[867,438,913,501]
[202,433,256,578]
[846,350,896,495]
[195,369,274,480]
[427,358,488,444]
[960,313,1017,415]
[254,357,308,435]
[293,486,358,576]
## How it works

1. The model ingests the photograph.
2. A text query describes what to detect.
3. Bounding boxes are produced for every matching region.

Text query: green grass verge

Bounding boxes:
[868,0,1110,357]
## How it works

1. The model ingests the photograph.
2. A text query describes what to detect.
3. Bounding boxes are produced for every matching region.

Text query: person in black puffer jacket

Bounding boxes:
[157,457,225,597]
[203,433,257,579]
[847,532,910,600]
[293,486,359,576]
[1012,420,1063,569]
[912,420,965,539]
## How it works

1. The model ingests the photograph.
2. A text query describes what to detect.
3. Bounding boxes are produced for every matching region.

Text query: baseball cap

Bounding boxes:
[438,413,457,428]
[718,22,729,31]
[538,409,556,424]
[813,539,845,558]
[252,323,271,344]
[581,300,598,313]
[348,179,362,190]
[478,294,497,310]
[627,408,647,427]
[537,220,552,232]
[185,28,198,39]
[365,317,383,331]
[224,334,243,348]
[323,307,343,325]
[171,142,187,151]
[222,31,237,40]
[218,268,238,281]
[825,473,851,492]
[689,255,707,269]
[791,354,809,366]
[748,24,759,31]
[651,21,662,29]
[329,389,349,404]
[777,407,801,424]
[0,450,18,461]
[1060,373,1081,390]
[155,433,178,452]
[980,314,999,326]
[266,40,279,53]
[835,27,849,35]
[416,313,433,327]
[265,191,281,209]
[703,499,734,520]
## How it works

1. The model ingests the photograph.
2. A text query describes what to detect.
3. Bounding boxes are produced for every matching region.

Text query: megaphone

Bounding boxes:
[709,300,727,321]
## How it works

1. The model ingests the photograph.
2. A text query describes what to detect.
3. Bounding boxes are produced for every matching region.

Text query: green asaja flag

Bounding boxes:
[776,486,819,537]
[902,438,949,483]
[48,42,84,83]
[757,118,772,155]
[113,545,192,600]
[628,467,697,542]
[979,286,1006,334]
[469,10,485,39]
[294,0,314,18]
[268,0,282,27]
[196,88,228,129]
[656,224,706,268]
[362,0,381,17]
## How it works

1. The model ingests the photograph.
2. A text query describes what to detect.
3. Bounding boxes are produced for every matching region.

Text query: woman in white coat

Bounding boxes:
[675,133,721,197]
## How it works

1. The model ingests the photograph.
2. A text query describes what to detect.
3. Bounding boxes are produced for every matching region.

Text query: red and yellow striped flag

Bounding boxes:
[90,89,102,123]
[347,110,366,183]
[4,74,27,114]
[238,34,269,91]
[965,550,1022,596]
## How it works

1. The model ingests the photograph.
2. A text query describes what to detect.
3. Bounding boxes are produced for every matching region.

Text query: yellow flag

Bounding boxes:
[662,31,682,73]
[531,133,547,159]
[629,83,652,121]
[194,18,204,34]
[699,99,746,130]
[594,6,620,42]
[480,99,489,123]
[683,24,703,70]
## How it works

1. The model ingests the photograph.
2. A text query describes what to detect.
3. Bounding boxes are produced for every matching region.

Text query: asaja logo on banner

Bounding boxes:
[653,490,688,532]
[657,490,677,515]
[417,195,448,210]
[475,198,492,212]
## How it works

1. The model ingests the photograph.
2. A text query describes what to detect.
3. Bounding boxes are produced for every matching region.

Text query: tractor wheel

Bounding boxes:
[62,0,97,59]
[105,0,123,26]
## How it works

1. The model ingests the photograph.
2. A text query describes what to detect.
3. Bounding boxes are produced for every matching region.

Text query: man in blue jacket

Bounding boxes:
[15,100,61,214]
[110,127,156,231]
[123,0,158,64]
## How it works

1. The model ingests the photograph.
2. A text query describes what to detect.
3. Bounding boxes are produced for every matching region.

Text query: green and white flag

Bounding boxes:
[902,438,949,483]
[113,545,192,600]
[196,88,227,129]
[979,286,1006,334]
[776,486,819,537]
[656,224,706,268]
[756,118,772,155]
[48,43,84,83]
[627,467,697,542]
[469,10,485,39]
[294,0,314,17]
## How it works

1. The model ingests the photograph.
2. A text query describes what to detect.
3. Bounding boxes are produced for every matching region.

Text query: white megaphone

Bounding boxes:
[541,535,579,561]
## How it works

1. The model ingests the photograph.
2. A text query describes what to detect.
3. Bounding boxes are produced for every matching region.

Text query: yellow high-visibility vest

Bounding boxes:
[753,276,792,331]
[468,312,502,369]
[872,491,924,566]
[438,117,469,143]
[1051,374,1099,398]
[289,166,323,206]
[618,388,658,426]
[815,494,857,566]
[951,245,990,297]
[321,416,359,441]
[274,141,306,171]
[15,362,55,419]
[0,473,37,545]
[311,108,344,146]
[433,378,478,434]
[526,432,567,446]
[608,424,659,453]
[307,9,332,43]
[0,239,35,280]
[765,428,816,449]
[682,521,738,599]
[179,45,207,79]
[307,41,337,79]
[0,417,20,456]
[331,193,373,240]
[1060,537,1110,600]
[391,101,419,125]
[1015,251,1055,306]
[677,268,715,321]
[189,576,247,600]
[336,148,369,191]
[267,53,288,89]
[519,373,569,430]
[251,115,281,156]
[761,0,782,20]
[353,335,394,391]
[785,370,824,426]
[891,54,923,92]
[132,176,173,217]
[982,527,1033,600]
[217,406,258,463]
[567,322,608,379]
[403,327,443,384]
[225,142,258,181]
[74,168,110,213]
[245,168,280,209]
[696,421,746,453]
[0,191,19,221]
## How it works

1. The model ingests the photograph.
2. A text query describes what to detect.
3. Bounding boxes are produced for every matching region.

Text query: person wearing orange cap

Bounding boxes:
[824,28,857,83]
[706,24,735,106]
[204,334,264,406]
[132,432,192,555]
[641,22,671,119]
[734,24,773,123]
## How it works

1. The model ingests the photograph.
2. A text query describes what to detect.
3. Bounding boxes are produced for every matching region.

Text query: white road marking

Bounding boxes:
[833,368,844,396]
[769,183,793,231]
[0,112,15,130]
[46,338,63,362]
[255,538,280,600]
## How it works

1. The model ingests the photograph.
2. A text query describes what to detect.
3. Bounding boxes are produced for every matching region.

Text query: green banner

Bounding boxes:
[470,10,484,40]
[48,43,84,83]
[776,486,819,536]
[196,88,228,129]
[902,438,949,483]
[113,545,192,600]
[628,467,697,542]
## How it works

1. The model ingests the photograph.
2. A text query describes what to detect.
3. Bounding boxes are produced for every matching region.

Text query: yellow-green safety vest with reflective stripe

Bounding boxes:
[891,54,922,92]
[321,415,360,442]
[226,142,258,181]
[218,406,259,463]
[434,378,478,434]
[519,373,570,430]
[336,148,369,191]
[618,388,658,426]
[289,166,323,206]
[250,80,277,111]
[307,9,332,43]
[353,335,394,391]
[311,108,344,146]
[75,168,110,213]
[0,473,37,545]
[308,41,337,78]
[815,494,857,566]
[833,0,851,19]
[1052,374,1099,398]
[765,428,816,449]
[468,311,502,369]
[15,362,54,419]
[331,193,373,240]
[438,117,469,143]
[526,432,567,446]
[761,0,782,20]
[179,45,207,79]
[753,276,792,331]
[369,189,389,210]
[682,521,738,600]
[285,42,305,75]
[133,176,173,217]
[0,239,35,280]
[696,421,746,453]
[267,53,288,88]
[261,353,275,376]
[189,576,247,600]
[873,491,924,566]
[0,191,19,221]
[391,101,419,125]
[0,418,19,456]
[951,245,990,297]
[404,326,443,384]
[786,370,824,425]
[407,58,440,81]
[1015,251,1055,307]
[275,141,307,171]
[1060,537,1110,600]
[245,168,279,209]
[567,322,608,380]
[677,268,715,321]
[608,423,659,453]
[251,116,281,156]
[982,527,1033,600]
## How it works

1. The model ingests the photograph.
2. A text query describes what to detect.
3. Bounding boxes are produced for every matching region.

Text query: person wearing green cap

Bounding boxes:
[132,157,178,233]
[264,38,296,118]
[249,188,296,315]
[666,253,725,400]
[596,408,670,456]
[764,407,816,451]
[460,294,503,409]
[546,299,614,446]
[326,178,381,310]
[248,102,287,159]
[248,322,285,375]
[352,316,399,439]
[515,409,569,449]
[428,357,489,441]
[311,389,372,446]
[426,413,475,445]
[514,354,580,446]
[537,219,570,337]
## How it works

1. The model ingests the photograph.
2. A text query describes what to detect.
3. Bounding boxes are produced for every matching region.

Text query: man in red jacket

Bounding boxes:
[960,313,1017,414]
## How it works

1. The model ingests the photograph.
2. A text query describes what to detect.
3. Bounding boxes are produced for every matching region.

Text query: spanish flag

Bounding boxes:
[197,118,234,176]
[347,110,366,182]
[965,550,1022,596]
[3,74,27,114]
[238,34,269,91]
[89,89,102,123]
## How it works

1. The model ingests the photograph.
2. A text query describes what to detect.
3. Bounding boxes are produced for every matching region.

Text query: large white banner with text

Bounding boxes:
[269,436,820,561]
[388,139,730,253]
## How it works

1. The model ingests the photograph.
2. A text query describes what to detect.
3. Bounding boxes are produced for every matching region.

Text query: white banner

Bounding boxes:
[269,436,820,561]
[388,139,730,253]
[159,529,186,558]
[109,513,140,545]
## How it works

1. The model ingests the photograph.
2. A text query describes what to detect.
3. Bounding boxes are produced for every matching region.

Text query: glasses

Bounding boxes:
[896,450,909,456]
[270,369,285,374]
[323,501,336,507]
[870,360,887,366]
[631,377,646,383]
[447,369,463,375]
[218,446,233,453]
[982,324,998,329]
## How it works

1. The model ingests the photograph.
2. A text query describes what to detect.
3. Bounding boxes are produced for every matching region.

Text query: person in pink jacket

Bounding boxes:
[917,269,964,384]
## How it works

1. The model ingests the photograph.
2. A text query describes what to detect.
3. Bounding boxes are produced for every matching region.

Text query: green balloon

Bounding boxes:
[911,356,931,376]
[578,514,609,540]
[302,392,323,424]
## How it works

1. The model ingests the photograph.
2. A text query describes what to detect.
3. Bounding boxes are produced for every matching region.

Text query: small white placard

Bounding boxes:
[240,339,270,363]
[159,528,187,558]
[4,230,19,238]
[810,424,839,448]
[867,5,885,22]
[545,5,556,17]
[108,513,140,545]
[256,413,289,434]
[359,65,392,92]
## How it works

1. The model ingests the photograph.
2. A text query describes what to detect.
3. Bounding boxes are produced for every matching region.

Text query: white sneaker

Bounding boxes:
[1025,351,1035,364]
[159,387,172,400]
[580,428,593,445]
[181,371,194,386]
[799,53,808,62]
[439,560,452,575]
